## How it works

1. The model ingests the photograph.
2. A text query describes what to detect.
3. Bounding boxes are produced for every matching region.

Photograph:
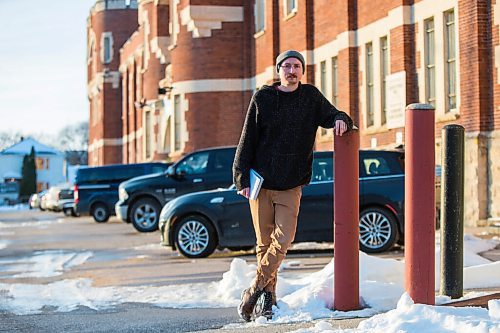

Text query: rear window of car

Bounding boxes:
[312,157,334,182]
[361,154,403,177]
[151,165,169,174]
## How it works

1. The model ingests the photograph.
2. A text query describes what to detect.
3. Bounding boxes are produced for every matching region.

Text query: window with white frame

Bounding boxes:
[444,10,456,112]
[255,0,265,33]
[380,36,388,125]
[285,0,297,16]
[169,0,180,47]
[320,61,328,136]
[102,33,113,64]
[331,56,338,106]
[174,95,182,151]
[88,36,95,63]
[365,42,374,127]
[145,110,152,159]
[320,61,327,94]
[424,18,436,107]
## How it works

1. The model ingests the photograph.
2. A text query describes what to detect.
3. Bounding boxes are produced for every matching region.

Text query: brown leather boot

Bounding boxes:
[237,285,264,322]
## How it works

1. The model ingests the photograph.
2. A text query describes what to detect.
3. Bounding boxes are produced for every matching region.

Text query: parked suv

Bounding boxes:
[74,163,170,222]
[115,146,236,232]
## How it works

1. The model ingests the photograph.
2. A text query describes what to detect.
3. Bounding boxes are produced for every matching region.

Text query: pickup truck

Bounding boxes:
[116,146,236,232]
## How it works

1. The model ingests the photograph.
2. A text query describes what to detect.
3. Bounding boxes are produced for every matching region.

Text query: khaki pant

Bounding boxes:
[249,186,302,292]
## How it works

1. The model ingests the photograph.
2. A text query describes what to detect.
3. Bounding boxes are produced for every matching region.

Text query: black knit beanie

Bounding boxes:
[276,50,305,74]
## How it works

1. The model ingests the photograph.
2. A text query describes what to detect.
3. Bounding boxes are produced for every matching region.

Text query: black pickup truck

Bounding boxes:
[159,150,415,258]
[115,146,236,232]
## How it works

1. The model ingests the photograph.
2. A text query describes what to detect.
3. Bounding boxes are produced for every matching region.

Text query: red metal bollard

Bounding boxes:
[404,103,435,305]
[334,129,360,311]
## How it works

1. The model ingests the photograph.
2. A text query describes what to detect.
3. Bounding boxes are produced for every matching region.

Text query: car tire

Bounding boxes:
[63,208,72,217]
[130,198,161,233]
[359,207,398,253]
[175,215,217,258]
[92,203,110,223]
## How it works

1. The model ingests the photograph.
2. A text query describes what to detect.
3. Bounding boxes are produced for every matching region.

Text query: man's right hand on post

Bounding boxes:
[237,187,250,199]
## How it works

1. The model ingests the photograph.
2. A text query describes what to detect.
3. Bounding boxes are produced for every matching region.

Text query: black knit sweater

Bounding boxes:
[233,82,353,191]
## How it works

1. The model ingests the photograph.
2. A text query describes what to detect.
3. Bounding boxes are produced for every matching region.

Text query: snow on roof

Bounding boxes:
[0,137,62,156]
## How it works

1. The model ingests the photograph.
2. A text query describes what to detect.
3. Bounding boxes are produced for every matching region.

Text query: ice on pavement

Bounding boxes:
[0,235,498,333]
[0,250,93,278]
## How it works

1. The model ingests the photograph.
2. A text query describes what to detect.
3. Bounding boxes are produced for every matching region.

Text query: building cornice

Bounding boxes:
[180,5,244,38]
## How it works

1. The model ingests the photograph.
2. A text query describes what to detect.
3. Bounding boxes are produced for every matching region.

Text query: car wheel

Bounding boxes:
[175,215,217,258]
[92,203,110,223]
[63,208,72,217]
[130,198,161,232]
[359,207,398,253]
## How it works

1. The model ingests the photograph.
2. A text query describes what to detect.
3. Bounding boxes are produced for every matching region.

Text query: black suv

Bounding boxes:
[115,146,236,232]
[74,163,170,222]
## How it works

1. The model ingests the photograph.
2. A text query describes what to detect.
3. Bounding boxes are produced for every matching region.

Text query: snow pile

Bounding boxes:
[290,294,499,333]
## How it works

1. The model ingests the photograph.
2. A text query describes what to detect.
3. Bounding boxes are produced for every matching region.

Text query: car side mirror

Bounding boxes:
[166,166,175,176]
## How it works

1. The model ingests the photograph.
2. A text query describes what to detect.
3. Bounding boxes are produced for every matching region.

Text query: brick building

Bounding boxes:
[87,0,499,227]
[87,0,139,165]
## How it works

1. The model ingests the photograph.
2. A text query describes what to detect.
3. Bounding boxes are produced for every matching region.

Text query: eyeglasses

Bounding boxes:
[280,64,302,71]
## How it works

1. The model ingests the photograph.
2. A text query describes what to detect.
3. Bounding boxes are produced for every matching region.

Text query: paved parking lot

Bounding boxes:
[0,209,383,332]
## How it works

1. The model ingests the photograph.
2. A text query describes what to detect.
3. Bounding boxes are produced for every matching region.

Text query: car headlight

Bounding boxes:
[119,187,129,201]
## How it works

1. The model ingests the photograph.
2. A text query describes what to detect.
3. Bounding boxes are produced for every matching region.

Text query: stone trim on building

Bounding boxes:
[179,5,244,38]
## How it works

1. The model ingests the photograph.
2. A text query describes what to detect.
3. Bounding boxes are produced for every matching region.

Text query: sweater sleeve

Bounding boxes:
[316,90,354,131]
[233,96,258,191]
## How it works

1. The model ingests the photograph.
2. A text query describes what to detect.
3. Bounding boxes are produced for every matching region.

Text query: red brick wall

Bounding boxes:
[254,0,279,83]
[88,6,138,165]
[357,0,400,28]
[458,0,494,132]
[313,0,350,48]
[494,0,500,131]
[88,9,138,74]
[171,25,250,81]
[183,91,251,153]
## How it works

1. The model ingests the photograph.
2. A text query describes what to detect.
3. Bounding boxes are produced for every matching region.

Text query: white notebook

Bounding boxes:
[249,169,264,200]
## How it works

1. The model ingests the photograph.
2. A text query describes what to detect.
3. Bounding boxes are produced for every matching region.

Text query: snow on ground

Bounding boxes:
[0,235,498,333]
[0,241,8,250]
[0,250,93,278]
[289,295,500,333]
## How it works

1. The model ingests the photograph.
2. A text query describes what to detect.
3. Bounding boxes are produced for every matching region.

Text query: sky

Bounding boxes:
[0,208,499,332]
[0,0,97,135]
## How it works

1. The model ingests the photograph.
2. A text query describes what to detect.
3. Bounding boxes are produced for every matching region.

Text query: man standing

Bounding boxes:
[233,50,353,321]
